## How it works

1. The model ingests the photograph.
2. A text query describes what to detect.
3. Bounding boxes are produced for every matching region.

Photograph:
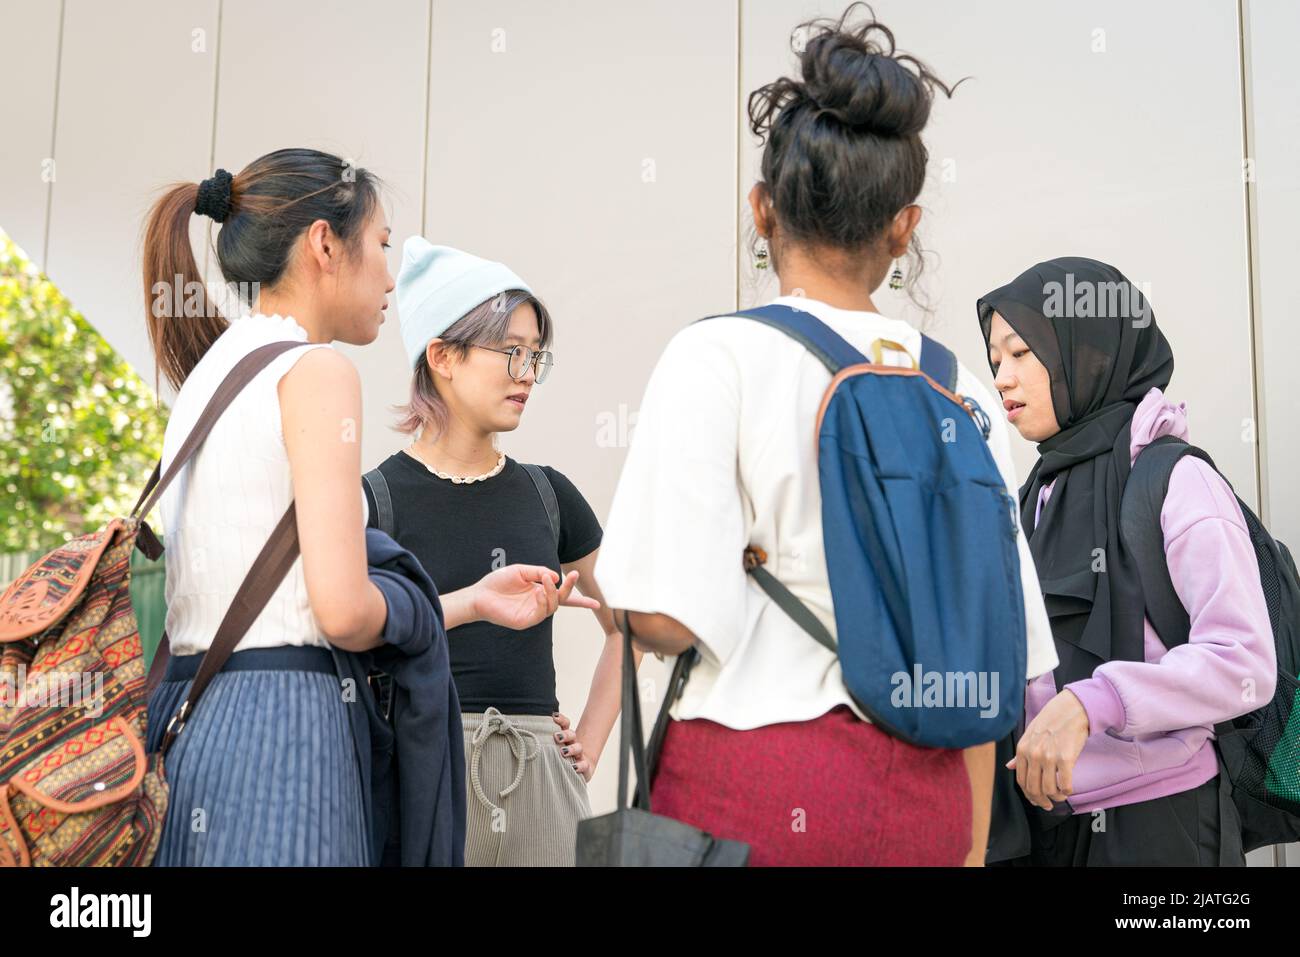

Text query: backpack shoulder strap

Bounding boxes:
[363,467,395,538]
[699,303,866,374]
[138,339,318,757]
[747,562,837,653]
[520,463,561,549]
[1120,435,1218,651]
[158,501,302,756]
[701,303,958,391]
[740,547,837,653]
[129,339,310,557]
[918,334,959,393]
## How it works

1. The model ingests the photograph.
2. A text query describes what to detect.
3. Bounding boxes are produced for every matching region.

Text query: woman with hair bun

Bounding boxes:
[595,4,1057,866]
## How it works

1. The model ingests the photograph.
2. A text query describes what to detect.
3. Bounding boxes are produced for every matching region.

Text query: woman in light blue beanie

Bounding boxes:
[363,237,639,867]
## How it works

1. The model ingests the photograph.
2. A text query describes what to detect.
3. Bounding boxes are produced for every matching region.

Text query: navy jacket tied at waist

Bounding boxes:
[331,527,466,866]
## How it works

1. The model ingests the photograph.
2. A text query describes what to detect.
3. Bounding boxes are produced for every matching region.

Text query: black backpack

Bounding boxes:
[1121,435,1300,852]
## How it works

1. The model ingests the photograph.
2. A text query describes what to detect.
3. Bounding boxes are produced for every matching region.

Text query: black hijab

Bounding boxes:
[977,257,1175,688]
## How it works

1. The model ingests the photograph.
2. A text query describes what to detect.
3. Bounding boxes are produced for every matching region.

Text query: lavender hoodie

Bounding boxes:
[1025,387,1276,813]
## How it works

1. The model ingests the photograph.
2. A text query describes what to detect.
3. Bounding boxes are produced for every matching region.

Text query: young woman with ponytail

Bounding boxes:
[140,148,594,865]
[594,4,1058,866]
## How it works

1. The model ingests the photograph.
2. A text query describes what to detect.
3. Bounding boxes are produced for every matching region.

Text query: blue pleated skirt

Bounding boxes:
[144,645,370,867]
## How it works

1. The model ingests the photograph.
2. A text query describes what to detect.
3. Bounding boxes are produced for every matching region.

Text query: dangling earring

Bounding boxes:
[889,261,904,290]
[755,238,770,270]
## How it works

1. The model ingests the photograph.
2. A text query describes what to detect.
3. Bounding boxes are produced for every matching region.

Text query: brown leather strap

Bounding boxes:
[130,462,161,522]
[127,338,314,755]
[131,341,307,530]
[158,503,301,756]
[144,631,171,699]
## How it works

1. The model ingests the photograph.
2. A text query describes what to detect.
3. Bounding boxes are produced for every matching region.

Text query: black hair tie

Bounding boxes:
[194,168,233,222]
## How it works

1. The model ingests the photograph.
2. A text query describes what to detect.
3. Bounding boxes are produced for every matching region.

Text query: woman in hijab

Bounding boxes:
[978,256,1275,866]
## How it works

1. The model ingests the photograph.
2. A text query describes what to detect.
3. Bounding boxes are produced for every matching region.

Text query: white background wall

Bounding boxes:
[2,0,1295,860]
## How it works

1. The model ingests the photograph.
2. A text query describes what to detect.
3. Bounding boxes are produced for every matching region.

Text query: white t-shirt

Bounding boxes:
[160,312,368,655]
[594,295,1058,731]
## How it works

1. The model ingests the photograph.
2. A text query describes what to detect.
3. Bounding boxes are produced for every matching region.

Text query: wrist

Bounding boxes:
[443,584,482,631]
[1063,688,1092,736]
[464,581,483,624]
[1064,678,1121,737]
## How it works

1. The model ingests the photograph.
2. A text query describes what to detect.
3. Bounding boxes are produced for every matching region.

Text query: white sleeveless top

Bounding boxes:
[159,312,363,656]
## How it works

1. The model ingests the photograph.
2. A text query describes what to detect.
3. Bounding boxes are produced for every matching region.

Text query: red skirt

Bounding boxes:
[650,705,971,866]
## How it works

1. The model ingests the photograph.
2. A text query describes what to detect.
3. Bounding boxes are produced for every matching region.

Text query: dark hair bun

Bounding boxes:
[800,28,931,137]
[745,4,964,274]
[749,4,959,146]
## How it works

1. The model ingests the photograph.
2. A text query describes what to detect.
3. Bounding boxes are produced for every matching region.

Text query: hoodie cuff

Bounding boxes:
[1065,676,1126,737]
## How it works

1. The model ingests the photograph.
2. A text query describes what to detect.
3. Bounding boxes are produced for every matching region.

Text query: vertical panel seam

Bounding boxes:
[1237,0,1289,868]
[206,0,225,285]
[1237,0,1266,521]
[733,0,743,310]
[41,0,67,272]
[420,0,434,238]
[734,0,742,311]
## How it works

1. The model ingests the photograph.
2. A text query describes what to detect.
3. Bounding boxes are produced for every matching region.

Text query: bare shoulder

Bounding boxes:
[277,345,359,397]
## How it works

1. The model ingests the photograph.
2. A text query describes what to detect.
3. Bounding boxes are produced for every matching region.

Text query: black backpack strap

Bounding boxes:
[361,466,400,723]
[1120,435,1218,651]
[742,548,837,654]
[1122,434,1291,654]
[638,645,700,804]
[747,565,837,654]
[698,304,865,374]
[520,463,561,549]
[918,334,959,393]
[701,304,960,392]
[363,467,395,538]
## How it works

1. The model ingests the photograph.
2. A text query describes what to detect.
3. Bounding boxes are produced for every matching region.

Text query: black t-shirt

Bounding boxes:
[363,451,603,715]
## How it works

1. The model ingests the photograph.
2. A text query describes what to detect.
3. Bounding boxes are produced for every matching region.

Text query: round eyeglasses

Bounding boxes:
[473,343,554,384]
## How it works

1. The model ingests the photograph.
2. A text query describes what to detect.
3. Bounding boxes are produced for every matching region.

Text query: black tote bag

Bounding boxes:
[575,615,750,866]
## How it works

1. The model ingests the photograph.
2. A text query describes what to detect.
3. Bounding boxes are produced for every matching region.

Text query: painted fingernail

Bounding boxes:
[554,732,563,742]
[562,747,570,755]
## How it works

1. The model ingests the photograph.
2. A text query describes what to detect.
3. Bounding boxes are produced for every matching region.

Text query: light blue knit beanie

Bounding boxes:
[395,236,534,370]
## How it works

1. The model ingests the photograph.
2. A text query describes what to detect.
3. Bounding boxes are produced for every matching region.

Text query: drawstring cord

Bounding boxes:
[468,707,541,813]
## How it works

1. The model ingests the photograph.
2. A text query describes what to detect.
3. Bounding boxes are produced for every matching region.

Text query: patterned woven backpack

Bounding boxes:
[0,341,305,865]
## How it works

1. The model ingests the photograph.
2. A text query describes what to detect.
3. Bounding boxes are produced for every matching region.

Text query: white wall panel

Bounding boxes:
[0,0,63,270]
[44,0,220,400]
[213,0,430,469]
[1248,0,1300,540]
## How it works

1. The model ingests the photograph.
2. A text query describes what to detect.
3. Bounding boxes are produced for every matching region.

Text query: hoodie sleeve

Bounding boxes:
[1066,457,1276,736]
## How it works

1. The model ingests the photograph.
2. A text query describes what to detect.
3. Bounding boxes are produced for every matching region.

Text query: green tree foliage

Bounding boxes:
[0,229,167,554]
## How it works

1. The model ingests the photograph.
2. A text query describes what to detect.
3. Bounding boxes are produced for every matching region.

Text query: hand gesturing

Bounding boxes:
[474,565,600,631]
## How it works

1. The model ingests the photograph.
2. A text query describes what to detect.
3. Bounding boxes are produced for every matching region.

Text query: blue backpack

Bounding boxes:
[706,304,1026,748]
